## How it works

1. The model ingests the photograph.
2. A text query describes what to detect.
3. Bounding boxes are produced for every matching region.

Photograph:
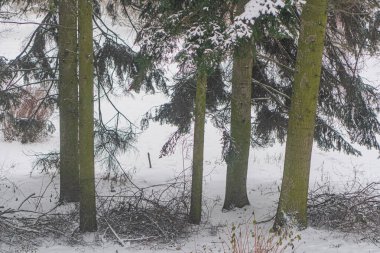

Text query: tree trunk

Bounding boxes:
[78,0,97,232]
[274,0,328,229]
[189,67,208,224]
[58,0,79,203]
[223,0,254,210]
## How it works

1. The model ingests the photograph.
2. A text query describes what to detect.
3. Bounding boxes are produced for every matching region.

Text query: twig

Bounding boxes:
[147,152,152,168]
[0,20,56,26]
[105,219,127,247]
[256,215,275,224]
[142,213,168,240]
[17,193,35,210]
[122,236,158,241]
[1,219,39,233]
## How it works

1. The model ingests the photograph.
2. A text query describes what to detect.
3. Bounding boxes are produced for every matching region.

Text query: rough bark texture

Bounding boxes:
[223,0,254,210]
[189,68,208,224]
[58,0,79,203]
[78,0,97,232]
[274,0,328,229]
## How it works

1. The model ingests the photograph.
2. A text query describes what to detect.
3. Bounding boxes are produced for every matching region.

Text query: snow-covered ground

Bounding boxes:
[1,89,380,253]
[1,11,380,253]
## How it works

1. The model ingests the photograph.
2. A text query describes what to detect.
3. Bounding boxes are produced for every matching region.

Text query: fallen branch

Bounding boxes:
[308,181,380,243]
[17,193,35,210]
[105,218,127,247]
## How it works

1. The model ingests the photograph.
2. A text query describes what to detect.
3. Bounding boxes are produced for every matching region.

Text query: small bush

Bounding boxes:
[222,221,300,253]
[1,88,54,143]
[31,151,60,174]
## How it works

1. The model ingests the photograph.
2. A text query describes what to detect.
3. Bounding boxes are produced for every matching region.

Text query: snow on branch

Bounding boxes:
[138,0,303,68]
[225,0,302,47]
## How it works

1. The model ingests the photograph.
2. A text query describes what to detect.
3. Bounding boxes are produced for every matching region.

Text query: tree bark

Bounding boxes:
[223,0,254,210]
[58,0,79,203]
[274,0,328,229]
[78,0,97,232]
[189,67,208,224]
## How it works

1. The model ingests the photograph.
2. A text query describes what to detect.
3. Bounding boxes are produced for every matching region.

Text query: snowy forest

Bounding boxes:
[0,0,380,252]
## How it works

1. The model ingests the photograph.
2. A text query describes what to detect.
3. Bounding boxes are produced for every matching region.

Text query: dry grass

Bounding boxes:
[221,221,300,253]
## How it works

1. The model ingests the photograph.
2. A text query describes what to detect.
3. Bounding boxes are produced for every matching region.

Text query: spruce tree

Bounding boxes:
[223,0,253,210]
[189,65,208,224]
[274,0,329,229]
[137,0,295,214]
[58,0,80,203]
[147,0,380,162]
[0,0,138,187]
[78,0,97,232]
[137,0,229,224]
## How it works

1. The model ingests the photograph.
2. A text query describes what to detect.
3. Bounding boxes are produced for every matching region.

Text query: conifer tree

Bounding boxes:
[0,0,139,209]
[78,0,97,232]
[189,64,208,224]
[145,0,380,184]
[274,0,329,229]
[137,0,228,224]
[223,0,254,210]
[58,0,80,203]
[137,0,294,215]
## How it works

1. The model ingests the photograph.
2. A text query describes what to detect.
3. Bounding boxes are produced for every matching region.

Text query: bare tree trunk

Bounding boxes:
[189,67,208,224]
[274,0,328,229]
[223,0,254,210]
[78,0,97,232]
[58,0,79,203]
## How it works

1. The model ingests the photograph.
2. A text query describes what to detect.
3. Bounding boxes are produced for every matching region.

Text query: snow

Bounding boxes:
[225,0,293,47]
[1,5,380,253]
[2,89,380,252]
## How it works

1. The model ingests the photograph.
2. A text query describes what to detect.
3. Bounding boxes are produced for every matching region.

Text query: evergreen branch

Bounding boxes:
[93,13,134,52]
[256,53,295,73]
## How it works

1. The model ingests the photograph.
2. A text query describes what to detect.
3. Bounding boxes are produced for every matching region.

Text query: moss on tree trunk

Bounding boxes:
[58,0,79,203]
[223,0,254,210]
[189,67,208,224]
[78,0,97,232]
[274,0,328,229]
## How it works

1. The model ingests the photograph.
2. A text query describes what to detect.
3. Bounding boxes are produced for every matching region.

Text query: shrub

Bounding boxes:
[1,88,54,143]
[222,221,300,253]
